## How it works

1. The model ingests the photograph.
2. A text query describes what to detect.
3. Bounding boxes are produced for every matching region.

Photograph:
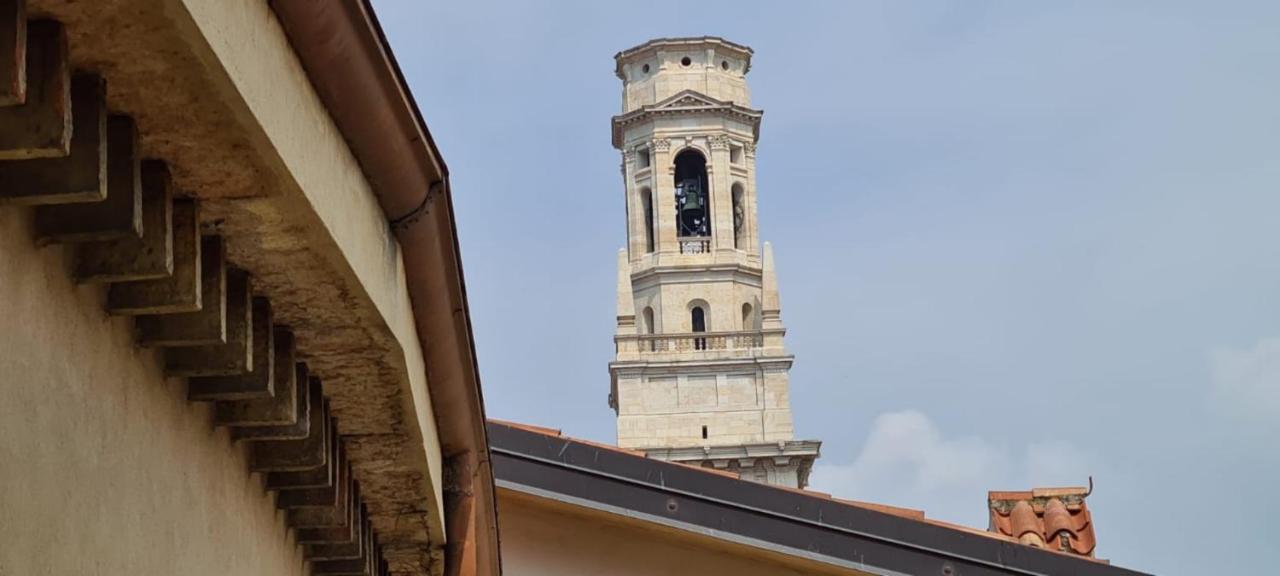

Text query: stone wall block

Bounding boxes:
[0,71,99,204]
[214,328,297,426]
[34,115,142,243]
[136,235,227,346]
[0,19,69,159]
[164,267,251,376]
[75,159,172,281]
[105,198,200,313]
[187,296,274,400]
[0,0,26,106]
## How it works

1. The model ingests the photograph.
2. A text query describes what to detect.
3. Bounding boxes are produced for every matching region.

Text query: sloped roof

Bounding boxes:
[488,420,1148,576]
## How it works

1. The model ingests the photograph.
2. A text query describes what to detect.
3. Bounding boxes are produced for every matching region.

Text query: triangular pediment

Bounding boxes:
[652,90,730,110]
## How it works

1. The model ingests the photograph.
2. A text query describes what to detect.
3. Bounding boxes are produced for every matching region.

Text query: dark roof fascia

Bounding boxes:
[488,422,1150,576]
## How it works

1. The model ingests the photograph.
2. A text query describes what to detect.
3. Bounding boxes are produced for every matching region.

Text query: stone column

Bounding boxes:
[652,137,677,253]
[709,134,734,251]
[746,142,761,253]
[622,149,644,259]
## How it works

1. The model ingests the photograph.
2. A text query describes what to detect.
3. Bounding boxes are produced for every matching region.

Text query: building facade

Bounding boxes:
[607,37,820,488]
[0,2,498,575]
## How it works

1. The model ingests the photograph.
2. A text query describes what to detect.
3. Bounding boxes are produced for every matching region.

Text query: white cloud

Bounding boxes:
[1211,338,1280,427]
[809,410,1094,528]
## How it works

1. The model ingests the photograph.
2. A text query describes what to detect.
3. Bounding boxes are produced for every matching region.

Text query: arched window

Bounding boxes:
[674,150,710,238]
[640,187,654,253]
[643,306,656,351]
[691,306,706,332]
[741,303,754,330]
[731,183,746,249]
[691,305,707,350]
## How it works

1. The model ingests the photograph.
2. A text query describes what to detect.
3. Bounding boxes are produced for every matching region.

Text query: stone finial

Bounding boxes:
[616,248,635,333]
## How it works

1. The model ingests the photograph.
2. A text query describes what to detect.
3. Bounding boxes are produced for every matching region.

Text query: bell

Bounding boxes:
[678,179,704,212]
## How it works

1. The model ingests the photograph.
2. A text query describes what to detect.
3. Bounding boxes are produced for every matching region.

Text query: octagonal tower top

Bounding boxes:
[614,36,754,113]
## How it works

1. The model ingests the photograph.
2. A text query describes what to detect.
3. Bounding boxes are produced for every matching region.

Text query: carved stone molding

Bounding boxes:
[652,138,671,152]
[709,134,731,150]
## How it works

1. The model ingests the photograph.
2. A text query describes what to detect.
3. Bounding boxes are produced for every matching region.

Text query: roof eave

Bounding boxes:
[269,2,499,575]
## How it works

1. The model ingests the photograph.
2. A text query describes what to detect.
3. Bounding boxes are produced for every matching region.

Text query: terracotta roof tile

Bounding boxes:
[988,487,1098,558]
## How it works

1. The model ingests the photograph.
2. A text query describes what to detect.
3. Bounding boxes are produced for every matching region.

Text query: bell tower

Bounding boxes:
[608,37,821,489]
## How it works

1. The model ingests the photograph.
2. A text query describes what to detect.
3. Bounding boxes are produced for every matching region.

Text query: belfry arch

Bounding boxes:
[674,149,709,238]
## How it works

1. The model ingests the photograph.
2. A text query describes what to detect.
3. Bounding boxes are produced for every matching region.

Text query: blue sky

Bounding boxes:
[374,2,1280,573]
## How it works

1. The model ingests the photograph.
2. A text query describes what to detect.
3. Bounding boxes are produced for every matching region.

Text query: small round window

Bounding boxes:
[681,56,692,67]
[721,60,730,71]
[642,63,650,74]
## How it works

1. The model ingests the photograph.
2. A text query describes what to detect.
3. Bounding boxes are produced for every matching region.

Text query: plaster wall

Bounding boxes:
[0,209,307,576]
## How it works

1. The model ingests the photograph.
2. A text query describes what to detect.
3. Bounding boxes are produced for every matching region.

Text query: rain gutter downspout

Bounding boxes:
[267,2,500,575]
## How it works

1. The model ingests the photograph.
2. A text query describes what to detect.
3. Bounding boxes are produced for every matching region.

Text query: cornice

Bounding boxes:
[612,90,763,149]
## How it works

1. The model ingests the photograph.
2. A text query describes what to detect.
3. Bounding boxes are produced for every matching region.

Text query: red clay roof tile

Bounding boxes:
[988,487,1098,558]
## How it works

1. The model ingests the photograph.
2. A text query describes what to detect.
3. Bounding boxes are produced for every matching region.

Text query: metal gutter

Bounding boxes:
[489,422,1152,576]
[267,2,499,575]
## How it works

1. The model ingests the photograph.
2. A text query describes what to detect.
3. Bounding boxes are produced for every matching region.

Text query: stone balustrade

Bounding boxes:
[677,236,712,254]
[618,330,768,355]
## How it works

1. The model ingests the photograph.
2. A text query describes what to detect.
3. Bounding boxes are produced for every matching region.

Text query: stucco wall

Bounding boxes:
[498,491,851,576]
[0,208,306,575]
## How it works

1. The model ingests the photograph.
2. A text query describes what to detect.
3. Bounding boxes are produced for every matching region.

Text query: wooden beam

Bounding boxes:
[165,268,252,376]
[305,504,367,561]
[34,116,142,243]
[278,436,345,509]
[265,409,332,493]
[0,71,99,203]
[76,159,172,282]
[0,0,27,106]
[188,297,273,400]
[295,480,359,541]
[136,236,227,346]
[213,329,297,425]
[0,19,68,159]
[311,512,376,575]
[106,199,199,314]
[248,391,329,472]
[234,366,312,441]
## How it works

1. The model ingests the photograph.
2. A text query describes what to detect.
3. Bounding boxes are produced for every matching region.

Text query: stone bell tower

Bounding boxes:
[607,37,821,489]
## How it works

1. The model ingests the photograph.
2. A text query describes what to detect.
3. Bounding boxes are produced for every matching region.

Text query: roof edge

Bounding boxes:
[269,2,499,575]
[488,420,1149,576]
